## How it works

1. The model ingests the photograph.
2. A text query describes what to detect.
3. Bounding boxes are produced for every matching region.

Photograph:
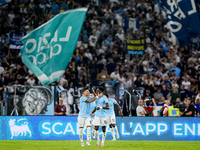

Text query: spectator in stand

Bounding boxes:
[182,76,191,90]
[154,88,164,104]
[122,74,132,90]
[180,98,195,117]
[97,68,110,82]
[27,75,36,86]
[195,92,200,103]
[179,85,188,102]
[108,90,116,99]
[161,84,169,100]
[0,62,5,75]
[13,64,26,76]
[54,97,67,116]
[84,49,93,61]
[163,100,170,117]
[193,100,200,117]
[58,74,68,87]
[187,86,196,99]
[171,79,179,89]
[144,98,157,116]
[106,58,116,75]
[143,89,152,100]
[170,87,179,102]
[136,99,146,116]
[195,92,200,114]
[88,59,97,81]
[110,69,120,81]
[52,1,60,15]
[134,75,143,89]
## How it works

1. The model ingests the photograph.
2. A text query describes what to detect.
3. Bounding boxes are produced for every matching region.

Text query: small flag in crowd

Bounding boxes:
[20,8,87,85]
[157,0,200,47]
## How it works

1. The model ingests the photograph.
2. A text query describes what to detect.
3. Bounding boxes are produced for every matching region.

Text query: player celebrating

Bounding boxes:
[91,87,109,147]
[85,91,96,142]
[104,94,123,140]
[78,88,98,147]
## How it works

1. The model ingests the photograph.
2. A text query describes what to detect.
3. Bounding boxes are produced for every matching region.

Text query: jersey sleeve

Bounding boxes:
[104,96,109,103]
[113,99,117,105]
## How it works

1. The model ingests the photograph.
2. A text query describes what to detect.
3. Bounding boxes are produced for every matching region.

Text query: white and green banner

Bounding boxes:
[20,8,87,85]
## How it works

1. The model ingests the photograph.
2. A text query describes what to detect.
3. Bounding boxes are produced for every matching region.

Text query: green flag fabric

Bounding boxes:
[20,8,87,85]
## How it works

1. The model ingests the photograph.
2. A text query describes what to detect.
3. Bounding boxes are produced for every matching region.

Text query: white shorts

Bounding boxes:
[107,115,116,125]
[78,117,87,128]
[85,117,93,126]
[93,116,107,126]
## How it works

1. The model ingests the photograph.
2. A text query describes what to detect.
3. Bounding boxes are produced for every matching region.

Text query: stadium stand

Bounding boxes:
[0,0,200,116]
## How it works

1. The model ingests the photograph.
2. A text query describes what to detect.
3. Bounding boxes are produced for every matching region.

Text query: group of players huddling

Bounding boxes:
[78,87,123,147]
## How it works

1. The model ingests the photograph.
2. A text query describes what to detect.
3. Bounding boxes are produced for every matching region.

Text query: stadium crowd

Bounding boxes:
[0,0,200,115]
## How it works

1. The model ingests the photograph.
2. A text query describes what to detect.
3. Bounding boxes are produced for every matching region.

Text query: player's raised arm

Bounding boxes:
[92,88,97,96]
[85,96,98,103]
[85,88,98,103]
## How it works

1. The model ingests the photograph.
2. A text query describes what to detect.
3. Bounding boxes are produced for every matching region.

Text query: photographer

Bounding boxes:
[175,98,186,114]
[180,98,195,117]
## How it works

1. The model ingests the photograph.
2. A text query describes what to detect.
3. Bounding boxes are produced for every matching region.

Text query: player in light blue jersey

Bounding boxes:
[91,87,109,147]
[78,88,98,147]
[85,92,96,141]
[104,94,123,141]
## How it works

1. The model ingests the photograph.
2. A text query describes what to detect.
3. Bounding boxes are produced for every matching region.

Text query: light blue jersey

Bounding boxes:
[88,96,96,120]
[89,101,96,120]
[106,98,117,115]
[95,96,108,118]
[78,96,90,118]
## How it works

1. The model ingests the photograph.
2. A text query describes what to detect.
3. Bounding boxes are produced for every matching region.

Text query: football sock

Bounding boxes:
[96,130,100,141]
[79,128,83,143]
[102,132,106,144]
[87,127,91,142]
[114,126,119,138]
[92,129,96,137]
[110,127,115,139]
[114,126,118,133]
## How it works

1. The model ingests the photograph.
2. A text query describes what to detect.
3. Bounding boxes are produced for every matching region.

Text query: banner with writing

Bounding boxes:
[9,33,24,49]
[0,116,200,141]
[157,0,200,47]
[126,39,145,55]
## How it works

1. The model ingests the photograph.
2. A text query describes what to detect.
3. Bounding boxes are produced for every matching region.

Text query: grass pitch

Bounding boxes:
[0,140,199,150]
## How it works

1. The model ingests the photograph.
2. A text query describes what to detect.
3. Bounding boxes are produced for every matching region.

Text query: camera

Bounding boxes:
[174,102,186,112]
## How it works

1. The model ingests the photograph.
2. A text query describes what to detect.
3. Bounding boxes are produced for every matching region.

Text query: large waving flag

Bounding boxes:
[157,0,200,47]
[21,8,87,86]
